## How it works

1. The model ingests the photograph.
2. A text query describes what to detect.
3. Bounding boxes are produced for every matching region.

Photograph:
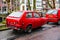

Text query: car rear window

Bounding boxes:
[47,10,58,14]
[9,12,23,17]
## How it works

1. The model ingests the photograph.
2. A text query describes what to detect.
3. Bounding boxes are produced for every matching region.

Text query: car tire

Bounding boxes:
[47,22,49,24]
[13,29,17,33]
[57,20,60,25]
[26,25,32,33]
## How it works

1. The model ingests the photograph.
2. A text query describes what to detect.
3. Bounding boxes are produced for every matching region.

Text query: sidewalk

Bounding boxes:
[0,24,9,31]
[0,24,5,26]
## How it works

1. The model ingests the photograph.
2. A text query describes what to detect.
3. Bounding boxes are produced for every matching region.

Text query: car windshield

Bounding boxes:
[9,12,23,17]
[47,10,58,14]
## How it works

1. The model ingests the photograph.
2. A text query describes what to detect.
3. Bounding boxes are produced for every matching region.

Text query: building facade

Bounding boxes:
[20,0,43,11]
[55,0,60,9]
[20,0,33,11]
[42,0,60,12]
[0,0,20,14]
[0,0,60,14]
[36,0,43,11]
[10,0,20,12]
[0,0,8,14]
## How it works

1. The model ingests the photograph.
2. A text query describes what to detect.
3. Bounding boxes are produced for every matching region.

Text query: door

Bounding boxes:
[33,12,41,28]
[25,12,34,28]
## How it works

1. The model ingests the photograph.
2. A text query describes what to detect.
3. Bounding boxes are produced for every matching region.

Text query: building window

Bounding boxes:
[2,6,6,12]
[27,5,28,10]
[22,0,24,3]
[22,6,24,10]
[27,5,31,10]
[2,0,6,4]
[3,2,6,4]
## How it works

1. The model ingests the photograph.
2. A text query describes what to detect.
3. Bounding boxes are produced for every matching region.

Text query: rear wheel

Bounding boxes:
[47,22,49,24]
[25,25,32,33]
[13,29,18,33]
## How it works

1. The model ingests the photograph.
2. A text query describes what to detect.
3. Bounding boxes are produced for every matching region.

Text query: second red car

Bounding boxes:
[46,9,60,24]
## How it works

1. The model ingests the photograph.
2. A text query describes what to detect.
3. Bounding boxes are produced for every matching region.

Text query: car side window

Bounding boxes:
[26,12,32,18]
[34,13,40,18]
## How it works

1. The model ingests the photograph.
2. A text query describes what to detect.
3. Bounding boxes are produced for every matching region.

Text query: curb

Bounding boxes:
[0,28,11,31]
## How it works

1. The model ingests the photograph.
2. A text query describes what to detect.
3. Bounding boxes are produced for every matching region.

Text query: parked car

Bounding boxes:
[6,11,47,33]
[46,9,60,24]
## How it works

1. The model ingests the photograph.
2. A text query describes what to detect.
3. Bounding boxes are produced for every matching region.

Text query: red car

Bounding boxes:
[6,11,47,33]
[46,9,60,24]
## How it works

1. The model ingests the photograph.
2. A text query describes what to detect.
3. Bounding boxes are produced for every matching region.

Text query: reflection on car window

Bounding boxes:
[47,10,58,14]
[9,12,23,17]
[26,13,32,18]
[34,13,40,18]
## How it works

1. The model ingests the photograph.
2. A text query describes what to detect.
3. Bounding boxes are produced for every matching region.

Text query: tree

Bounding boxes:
[52,0,55,9]
[6,0,10,2]
[33,0,36,11]
[28,0,31,10]
[46,0,53,8]
[46,0,55,9]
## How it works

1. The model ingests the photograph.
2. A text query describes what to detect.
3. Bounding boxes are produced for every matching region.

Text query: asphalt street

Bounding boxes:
[0,23,59,40]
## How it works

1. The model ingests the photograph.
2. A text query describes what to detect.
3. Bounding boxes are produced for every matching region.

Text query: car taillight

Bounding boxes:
[49,14,53,17]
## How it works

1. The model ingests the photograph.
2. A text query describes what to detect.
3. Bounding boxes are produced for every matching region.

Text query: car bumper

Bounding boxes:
[7,24,22,30]
[48,18,58,23]
[8,26,24,32]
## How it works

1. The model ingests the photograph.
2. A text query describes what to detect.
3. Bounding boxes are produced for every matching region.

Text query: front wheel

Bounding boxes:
[47,22,49,24]
[25,25,32,33]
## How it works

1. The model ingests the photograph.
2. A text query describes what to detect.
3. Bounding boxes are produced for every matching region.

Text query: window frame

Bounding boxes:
[2,6,7,12]
[26,12,33,18]
[33,12,40,18]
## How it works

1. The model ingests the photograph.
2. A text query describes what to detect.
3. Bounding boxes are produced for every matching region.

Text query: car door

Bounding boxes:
[33,12,42,28]
[25,12,35,28]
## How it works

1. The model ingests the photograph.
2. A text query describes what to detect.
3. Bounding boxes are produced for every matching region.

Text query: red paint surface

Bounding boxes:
[6,11,47,31]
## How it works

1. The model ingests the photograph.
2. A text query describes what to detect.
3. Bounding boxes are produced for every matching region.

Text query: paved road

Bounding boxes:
[0,30,15,40]
[15,27,60,40]
[15,23,59,40]
[0,23,58,40]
